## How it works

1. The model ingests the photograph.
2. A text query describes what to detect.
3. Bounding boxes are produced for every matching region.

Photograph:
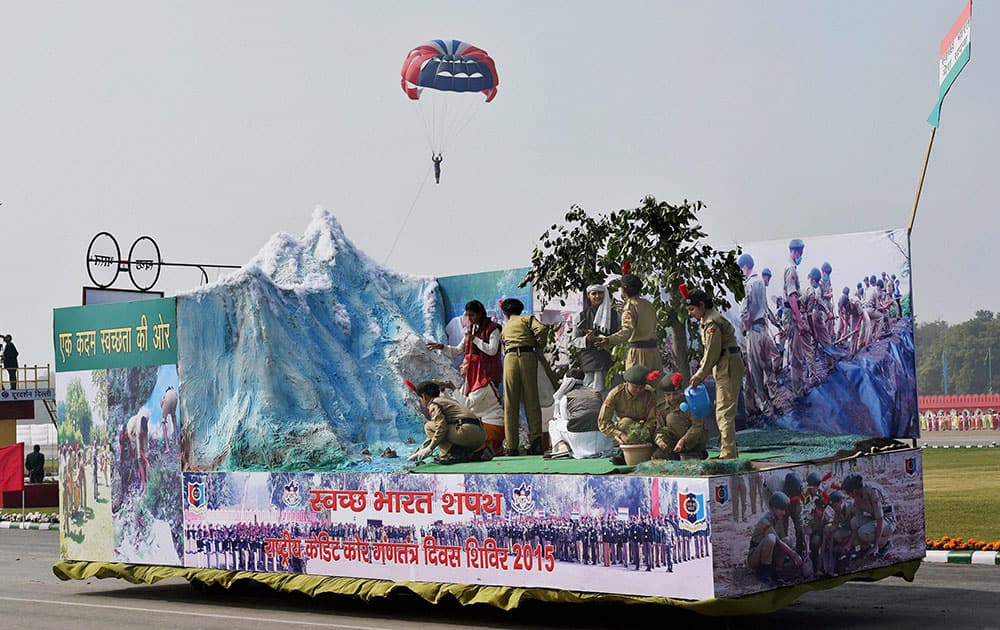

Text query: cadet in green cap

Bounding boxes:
[597,365,660,459]
[594,274,662,371]
[747,491,802,584]
[685,287,744,460]
[652,371,707,460]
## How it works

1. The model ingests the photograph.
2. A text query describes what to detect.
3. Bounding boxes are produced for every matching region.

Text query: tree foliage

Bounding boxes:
[58,378,91,445]
[91,369,109,423]
[523,196,744,378]
[917,316,1000,395]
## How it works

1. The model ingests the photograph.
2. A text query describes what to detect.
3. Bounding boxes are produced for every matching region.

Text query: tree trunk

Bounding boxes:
[671,321,691,382]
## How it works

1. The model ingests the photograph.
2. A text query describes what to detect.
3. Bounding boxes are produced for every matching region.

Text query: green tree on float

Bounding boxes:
[57,379,91,445]
[523,195,744,381]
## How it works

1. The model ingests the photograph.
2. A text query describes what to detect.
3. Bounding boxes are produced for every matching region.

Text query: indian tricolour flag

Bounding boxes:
[928,1,972,127]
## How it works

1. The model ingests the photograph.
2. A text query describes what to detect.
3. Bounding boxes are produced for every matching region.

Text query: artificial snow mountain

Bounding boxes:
[177,208,458,472]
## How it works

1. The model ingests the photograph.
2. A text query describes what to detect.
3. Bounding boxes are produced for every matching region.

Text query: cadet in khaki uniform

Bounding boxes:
[500,298,549,455]
[594,274,662,371]
[747,491,802,584]
[652,372,707,460]
[824,490,853,570]
[685,288,744,460]
[842,473,895,559]
[407,381,488,464]
[783,239,815,397]
[782,472,807,555]
[597,365,660,445]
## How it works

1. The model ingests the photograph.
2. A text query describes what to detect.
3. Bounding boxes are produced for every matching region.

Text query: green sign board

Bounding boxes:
[53,297,177,371]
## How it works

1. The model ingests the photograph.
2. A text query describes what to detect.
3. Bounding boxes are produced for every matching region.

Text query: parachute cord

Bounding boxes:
[439,104,483,155]
[383,163,433,266]
[438,95,449,152]
[414,99,437,155]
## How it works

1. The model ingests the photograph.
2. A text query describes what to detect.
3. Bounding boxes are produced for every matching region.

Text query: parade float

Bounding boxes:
[51,207,924,615]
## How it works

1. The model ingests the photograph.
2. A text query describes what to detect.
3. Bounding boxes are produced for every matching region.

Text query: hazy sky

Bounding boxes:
[1,1,994,368]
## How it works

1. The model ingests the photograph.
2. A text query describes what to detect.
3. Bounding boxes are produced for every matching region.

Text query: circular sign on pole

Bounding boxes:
[86,232,122,288]
[127,235,162,291]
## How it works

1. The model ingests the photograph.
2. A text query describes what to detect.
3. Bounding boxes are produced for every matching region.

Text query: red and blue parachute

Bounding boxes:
[401,39,499,103]
[400,39,499,158]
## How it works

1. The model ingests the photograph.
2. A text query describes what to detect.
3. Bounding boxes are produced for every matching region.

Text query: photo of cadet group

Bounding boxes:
[182,513,711,575]
[734,231,912,422]
[179,471,719,598]
[711,449,924,598]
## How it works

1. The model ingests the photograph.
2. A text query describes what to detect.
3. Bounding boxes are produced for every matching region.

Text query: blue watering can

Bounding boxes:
[680,384,712,418]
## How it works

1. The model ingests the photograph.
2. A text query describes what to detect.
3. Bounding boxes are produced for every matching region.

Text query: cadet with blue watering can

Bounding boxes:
[681,284,744,460]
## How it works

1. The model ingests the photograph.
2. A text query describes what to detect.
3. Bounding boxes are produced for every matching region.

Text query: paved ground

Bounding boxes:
[919,429,1000,447]
[4,529,1000,629]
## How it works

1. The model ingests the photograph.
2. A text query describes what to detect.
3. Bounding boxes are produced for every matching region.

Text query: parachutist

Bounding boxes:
[432,153,443,184]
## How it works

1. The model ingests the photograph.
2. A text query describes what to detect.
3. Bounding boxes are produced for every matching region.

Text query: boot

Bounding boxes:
[472,445,494,462]
[610,448,626,466]
[527,437,544,456]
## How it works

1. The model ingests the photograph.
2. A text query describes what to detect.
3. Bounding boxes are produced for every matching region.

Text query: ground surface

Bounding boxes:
[4,529,1000,629]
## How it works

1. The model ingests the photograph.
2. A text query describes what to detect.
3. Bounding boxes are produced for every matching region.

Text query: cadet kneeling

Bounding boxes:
[652,372,708,461]
[409,381,491,465]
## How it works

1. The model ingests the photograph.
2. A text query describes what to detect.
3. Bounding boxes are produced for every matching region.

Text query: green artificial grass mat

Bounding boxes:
[413,454,633,475]
[412,429,907,477]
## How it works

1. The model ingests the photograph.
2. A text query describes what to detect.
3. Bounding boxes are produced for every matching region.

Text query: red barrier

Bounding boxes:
[0,482,58,508]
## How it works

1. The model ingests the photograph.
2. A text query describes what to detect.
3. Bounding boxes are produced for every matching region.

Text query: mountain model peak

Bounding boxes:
[177,208,456,472]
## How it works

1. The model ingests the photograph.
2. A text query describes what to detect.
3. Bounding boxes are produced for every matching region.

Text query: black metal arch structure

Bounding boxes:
[86,232,241,291]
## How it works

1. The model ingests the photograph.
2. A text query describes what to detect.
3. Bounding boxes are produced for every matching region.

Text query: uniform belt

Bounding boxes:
[450,417,483,426]
[783,302,792,308]
[727,346,740,354]
[752,319,766,326]
[505,346,535,354]
[628,340,657,348]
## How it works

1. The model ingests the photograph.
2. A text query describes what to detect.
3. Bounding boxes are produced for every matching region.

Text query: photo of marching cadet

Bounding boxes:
[732,229,917,439]
[710,450,924,597]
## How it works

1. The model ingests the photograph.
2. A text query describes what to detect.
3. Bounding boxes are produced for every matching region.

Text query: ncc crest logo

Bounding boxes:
[510,482,535,515]
[187,481,206,512]
[904,456,918,476]
[678,490,707,533]
[282,480,303,507]
[715,483,730,505]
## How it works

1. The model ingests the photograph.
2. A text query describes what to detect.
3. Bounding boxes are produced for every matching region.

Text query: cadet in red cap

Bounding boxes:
[594,274,662,371]
[684,285,744,460]
[653,372,708,460]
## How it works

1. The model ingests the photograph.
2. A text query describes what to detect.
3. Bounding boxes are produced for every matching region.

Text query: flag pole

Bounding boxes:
[908,126,937,234]
[989,347,993,393]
